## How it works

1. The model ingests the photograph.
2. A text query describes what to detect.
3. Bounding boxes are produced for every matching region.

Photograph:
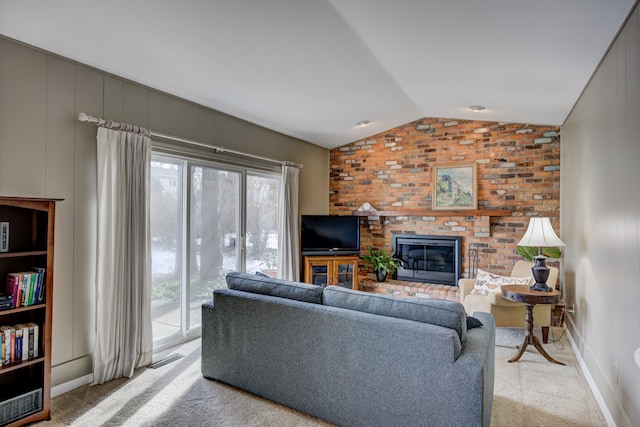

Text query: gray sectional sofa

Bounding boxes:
[201,272,495,427]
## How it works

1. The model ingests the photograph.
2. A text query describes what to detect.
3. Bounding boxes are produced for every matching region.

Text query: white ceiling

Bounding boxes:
[0,1,636,149]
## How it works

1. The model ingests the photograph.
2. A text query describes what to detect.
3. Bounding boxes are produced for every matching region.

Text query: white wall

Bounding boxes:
[0,37,329,386]
[561,4,640,426]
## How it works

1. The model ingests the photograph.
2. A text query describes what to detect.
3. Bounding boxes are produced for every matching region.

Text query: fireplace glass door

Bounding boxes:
[392,235,461,286]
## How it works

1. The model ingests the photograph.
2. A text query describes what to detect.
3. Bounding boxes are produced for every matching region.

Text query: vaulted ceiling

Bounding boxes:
[0,1,636,149]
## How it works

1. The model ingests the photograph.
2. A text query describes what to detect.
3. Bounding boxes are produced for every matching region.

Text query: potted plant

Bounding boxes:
[361,247,402,282]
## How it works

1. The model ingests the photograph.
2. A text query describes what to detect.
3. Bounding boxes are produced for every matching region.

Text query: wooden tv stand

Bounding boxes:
[303,255,359,289]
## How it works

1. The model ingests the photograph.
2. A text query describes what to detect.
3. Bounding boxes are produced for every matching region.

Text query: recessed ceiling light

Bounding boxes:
[357,120,370,127]
[469,105,486,112]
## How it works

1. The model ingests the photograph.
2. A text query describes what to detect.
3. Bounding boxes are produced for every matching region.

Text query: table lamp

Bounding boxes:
[517,217,565,292]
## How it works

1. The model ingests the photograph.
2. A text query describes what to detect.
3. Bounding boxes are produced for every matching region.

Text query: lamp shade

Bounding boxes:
[517,217,565,248]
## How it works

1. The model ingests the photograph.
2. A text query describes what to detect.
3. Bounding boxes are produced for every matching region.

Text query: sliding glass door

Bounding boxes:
[150,154,279,350]
[150,158,184,344]
[246,174,279,276]
[188,165,239,331]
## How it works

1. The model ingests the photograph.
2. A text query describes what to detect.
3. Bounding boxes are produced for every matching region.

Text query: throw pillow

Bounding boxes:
[469,269,531,296]
[466,316,483,329]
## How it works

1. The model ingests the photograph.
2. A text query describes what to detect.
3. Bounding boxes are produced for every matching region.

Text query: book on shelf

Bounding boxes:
[14,327,22,362]
[0,323,39,364]
[0,326,14,365]
[5,273,22,308]
[24,322,38,358]
[0,293,12,311]
[4,268,45,308]
[32,267,45,303]
[14,324,29,361]
[22,272,34,306]
[9,326,16,363]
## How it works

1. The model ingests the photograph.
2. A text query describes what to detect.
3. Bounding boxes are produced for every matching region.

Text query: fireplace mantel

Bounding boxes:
[352,209,511,237]
[352,209,512,217]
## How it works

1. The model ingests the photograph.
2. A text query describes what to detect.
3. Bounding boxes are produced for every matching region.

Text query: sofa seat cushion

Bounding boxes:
[225,271,324,304]
[323,286,467,343]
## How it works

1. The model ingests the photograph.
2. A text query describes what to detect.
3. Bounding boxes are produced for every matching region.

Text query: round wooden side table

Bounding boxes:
[501,285,564,365]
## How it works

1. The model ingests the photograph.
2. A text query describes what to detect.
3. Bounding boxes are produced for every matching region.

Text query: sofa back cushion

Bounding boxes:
[225,271,324,304]
[323,286,467,343]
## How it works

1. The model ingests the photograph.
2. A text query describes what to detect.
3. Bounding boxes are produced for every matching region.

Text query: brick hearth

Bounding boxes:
[359,275,460,302]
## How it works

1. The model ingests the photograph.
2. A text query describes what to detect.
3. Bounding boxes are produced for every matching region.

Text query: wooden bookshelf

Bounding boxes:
[0,196,61,426]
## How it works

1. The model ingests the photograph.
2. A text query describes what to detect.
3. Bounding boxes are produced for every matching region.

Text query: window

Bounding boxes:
[150,154,280,350]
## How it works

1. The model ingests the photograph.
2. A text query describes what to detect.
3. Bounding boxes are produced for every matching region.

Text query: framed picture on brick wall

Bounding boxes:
[432,162,477,210]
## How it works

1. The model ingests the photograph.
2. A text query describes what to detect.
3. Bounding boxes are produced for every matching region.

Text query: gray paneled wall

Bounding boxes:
[561,4,640,426]
[2,41,48,195]
[0,36,329,387]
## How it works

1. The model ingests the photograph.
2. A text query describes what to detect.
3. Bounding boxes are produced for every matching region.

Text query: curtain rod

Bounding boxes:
[77,112,303,169]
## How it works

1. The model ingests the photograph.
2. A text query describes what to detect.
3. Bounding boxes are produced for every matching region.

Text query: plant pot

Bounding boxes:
[376,269,387,282]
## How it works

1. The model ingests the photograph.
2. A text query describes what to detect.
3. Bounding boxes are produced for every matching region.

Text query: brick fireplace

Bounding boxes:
[329,116,561,282]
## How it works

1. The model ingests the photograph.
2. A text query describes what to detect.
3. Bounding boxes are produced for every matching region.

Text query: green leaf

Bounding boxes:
[360,247,402,274]
[542,247,562,258]
[516,246,561,260]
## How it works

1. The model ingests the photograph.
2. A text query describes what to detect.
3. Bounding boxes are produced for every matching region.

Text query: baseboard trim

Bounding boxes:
[51,373,94,398]
[565,326,616,427]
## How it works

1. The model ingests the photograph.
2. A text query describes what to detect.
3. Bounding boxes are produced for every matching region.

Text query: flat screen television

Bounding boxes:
[301,215,360,256]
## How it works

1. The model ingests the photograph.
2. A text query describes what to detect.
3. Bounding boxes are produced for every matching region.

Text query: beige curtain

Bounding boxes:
[94,127,152,384]
[277,165,300,281]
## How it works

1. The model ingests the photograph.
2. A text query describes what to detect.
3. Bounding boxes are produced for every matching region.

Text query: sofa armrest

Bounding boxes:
[458,279,475,301]
[201,301,216,373]
[455,311,495,427]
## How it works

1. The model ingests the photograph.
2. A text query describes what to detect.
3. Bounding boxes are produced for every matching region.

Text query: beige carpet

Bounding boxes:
[35,327,606,427]
[491,327,606,427]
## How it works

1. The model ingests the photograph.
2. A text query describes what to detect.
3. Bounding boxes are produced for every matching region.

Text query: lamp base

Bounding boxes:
[530,255,552,292]
[530,282,552,292]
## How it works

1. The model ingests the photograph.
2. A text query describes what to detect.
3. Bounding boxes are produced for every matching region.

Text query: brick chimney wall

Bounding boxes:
[329,117,561,278]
